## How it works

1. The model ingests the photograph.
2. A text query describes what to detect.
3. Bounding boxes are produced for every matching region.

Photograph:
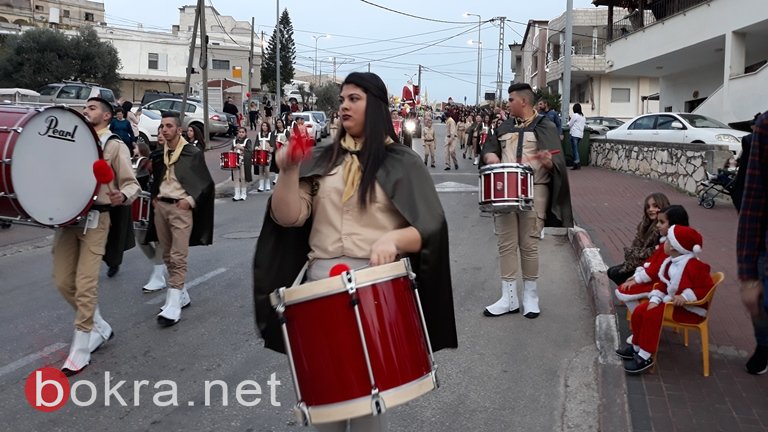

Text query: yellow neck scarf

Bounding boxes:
[163,137,188,181]
[340,134,363,202]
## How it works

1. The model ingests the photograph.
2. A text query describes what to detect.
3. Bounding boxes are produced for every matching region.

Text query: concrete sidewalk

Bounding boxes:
[569,166,768,432]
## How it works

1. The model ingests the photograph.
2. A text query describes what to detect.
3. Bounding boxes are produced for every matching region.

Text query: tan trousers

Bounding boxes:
[154,201,193,289]
[533,184,549,236]
[52,211,110,331]
[422,140,436,165]
[444,137,458,167]
[494,210,538,281]
[458,131,466,148]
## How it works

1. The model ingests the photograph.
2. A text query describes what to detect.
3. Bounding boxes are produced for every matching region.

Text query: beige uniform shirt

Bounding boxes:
[278,158,409,260]
[497,113,552,184]
[422,126,435,141]
[445,117,457,139]
[158,138,196,207]
[96,128,140,205]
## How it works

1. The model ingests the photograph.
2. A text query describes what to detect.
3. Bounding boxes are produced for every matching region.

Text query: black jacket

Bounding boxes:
[144,143,215,246]
[253,143,458,353]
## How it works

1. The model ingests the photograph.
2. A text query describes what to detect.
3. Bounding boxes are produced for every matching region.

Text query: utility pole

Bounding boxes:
[199,0,209,146]
[562,0,573,126]
[275,0,281,115]
[368,63,371,73]
[248,17,254,104]
[180,2,200,129]
[494,17,506,102]
[417,64,422,89]
[333,57,336,83]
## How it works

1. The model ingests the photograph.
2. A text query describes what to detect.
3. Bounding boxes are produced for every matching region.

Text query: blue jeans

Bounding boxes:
[754,253,768,347]
[570,136,581,164]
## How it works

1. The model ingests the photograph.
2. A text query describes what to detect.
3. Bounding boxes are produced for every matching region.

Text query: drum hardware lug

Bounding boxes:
[432,369,440,389]
[343,270,357,295]
[1,158,10,164]
[0,126,23,133]
[274,287,286,315]
[370,388,386,416]
[0,192,15,198]
[293,402,310,426]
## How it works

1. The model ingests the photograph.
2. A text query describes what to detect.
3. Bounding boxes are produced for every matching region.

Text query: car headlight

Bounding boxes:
[715,134,740,144]
[405,120,416,133]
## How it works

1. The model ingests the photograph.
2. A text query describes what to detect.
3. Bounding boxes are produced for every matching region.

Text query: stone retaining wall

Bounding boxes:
[589,138,733,194]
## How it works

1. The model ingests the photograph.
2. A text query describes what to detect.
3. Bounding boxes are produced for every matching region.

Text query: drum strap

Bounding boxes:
[291,261,309,287]
[99,133,122,150]
[509,115,545,164]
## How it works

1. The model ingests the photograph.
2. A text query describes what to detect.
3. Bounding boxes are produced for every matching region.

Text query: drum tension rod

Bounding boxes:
[0,126,23,133]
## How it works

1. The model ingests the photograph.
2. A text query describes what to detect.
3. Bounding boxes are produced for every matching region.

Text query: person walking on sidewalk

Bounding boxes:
[444,113,459,170]
[481,83,573,319]
[607,193,670,286]
[421,117,436,167]
[145,111,215,327]
[54,97,140,376]
[737,111,768,375]
[567,103,586,170]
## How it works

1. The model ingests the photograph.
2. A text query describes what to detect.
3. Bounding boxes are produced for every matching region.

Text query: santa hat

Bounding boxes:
[667,225,702,257]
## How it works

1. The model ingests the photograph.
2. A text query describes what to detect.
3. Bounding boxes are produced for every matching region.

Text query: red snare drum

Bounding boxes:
[271,259,436,425]
[478,163,534,213]
[0,106,101,226]
[392,119,402,137]
[131,191,151,224]
[219,151,241,170]
[253,149,269,166]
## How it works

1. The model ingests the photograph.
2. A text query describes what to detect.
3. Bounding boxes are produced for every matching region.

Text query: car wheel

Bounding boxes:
[137,133,149,145]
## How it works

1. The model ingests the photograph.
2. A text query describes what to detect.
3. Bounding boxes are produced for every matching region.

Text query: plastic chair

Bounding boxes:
[659,272,725,377]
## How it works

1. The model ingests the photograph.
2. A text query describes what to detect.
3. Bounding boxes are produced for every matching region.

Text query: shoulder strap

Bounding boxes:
[100,133,122,150]
[510,115,545,163]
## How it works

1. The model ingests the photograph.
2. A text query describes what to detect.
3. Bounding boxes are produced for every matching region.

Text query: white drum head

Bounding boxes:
[11,107,100,226]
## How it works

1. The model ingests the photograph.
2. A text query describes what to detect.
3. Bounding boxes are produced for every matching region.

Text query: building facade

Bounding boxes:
[0,0,104,30]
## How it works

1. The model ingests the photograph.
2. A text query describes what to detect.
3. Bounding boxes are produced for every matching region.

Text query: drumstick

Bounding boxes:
[528,149,561,160]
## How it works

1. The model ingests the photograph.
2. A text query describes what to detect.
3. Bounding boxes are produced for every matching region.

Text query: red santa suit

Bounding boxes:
[629,226,714,356]
[615,239,669,312]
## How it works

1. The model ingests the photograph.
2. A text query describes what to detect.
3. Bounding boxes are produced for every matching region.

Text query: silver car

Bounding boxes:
[141,98,229,136]
[308,111,329,137]
[38,81,117,109]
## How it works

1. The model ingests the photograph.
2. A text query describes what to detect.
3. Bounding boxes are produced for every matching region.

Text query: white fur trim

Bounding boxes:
[680,288,697,302]
[692,244,702,257]
[635,269,652,284]
[667,226,689,255]
[615,289,651,302]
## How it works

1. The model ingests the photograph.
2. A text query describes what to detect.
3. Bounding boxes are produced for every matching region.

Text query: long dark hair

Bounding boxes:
[315,72,398,209]
[663,204,689,227]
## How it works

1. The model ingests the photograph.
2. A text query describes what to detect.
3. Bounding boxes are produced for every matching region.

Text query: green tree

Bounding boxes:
[0,27,121,94]
[314,81,341,113]
[259,8,296,94]
[534,89,561,112]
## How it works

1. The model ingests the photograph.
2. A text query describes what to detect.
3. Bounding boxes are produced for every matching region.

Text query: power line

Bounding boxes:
[358,0,492,25]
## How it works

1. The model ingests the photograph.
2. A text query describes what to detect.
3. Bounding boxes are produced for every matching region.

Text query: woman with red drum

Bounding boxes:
[253,72,457,431]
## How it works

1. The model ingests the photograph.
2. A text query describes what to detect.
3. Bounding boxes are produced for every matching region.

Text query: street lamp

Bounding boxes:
[312,34,330,86]
[468,40,483,104]
[464,12,482,105]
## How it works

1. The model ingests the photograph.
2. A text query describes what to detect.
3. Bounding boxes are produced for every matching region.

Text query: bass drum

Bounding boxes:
[0,106,101,226]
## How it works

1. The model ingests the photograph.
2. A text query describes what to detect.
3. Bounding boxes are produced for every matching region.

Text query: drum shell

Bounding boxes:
[219,151,241,170]
[253,149,269,166]
[0,105,101,226]
[478,163,534,213]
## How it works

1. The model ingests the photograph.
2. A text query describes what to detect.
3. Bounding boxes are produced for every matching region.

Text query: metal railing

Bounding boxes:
[609,0,711,41]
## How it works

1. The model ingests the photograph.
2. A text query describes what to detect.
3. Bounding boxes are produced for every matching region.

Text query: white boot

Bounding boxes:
[160,285,191,312]
[62,329,91,376]
[257,179,265,192]
[473,156,479,165]
[157,288,184,327]
[272,174,278,185]
[522,280,540,318]
[89,308,113,353]
[232,187,241,201]
[143,265,167,293]
[241,185,247,200]
[483,280,519,317]
[265,178,271,191]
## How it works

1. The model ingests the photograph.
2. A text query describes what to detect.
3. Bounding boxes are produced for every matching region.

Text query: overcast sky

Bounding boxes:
[99,0,597,103]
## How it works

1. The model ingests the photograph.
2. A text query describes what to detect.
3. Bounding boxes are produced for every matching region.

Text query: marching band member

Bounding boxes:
[253,72,457,431]
[134,130,167,293]
[480,83,573,319]
[256,122,273,192]
[54,97,140,376]
[270,119,290,185]
[231,127,253,201]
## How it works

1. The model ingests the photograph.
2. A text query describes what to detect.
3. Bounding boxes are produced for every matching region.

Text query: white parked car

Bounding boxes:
[605,113,748,153]
[291,112,322,143]
[136,108,161,145]
[140,98,229,136]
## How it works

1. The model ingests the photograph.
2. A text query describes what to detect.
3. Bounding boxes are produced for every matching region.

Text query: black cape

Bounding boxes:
[144,144,215,246]
[253,144,458,354]
[481,115,574,228]
[102,205,135,267]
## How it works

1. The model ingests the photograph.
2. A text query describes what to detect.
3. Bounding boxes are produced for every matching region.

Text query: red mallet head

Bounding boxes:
[287,122,314,164]
[92,159,114,184]
[329,263,351,277]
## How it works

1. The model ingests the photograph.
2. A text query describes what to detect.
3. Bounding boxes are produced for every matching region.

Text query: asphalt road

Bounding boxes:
[0,124,598,431]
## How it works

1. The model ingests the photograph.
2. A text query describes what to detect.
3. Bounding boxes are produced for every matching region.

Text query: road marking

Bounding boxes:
[0,343,68,378]
[435,181,478,193]
[145,267,228,305]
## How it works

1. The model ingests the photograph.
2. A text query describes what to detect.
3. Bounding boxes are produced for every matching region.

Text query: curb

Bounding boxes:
[568,226,633,432]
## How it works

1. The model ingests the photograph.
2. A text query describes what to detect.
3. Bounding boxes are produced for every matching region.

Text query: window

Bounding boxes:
[35,5,44,11]
[84,12,94,22]
[147,100,175,112]
[655,115,679,130]
[63,9,70,18]
[212,59,230,70]
[147,53,167,71]
[628,115,655,130]
[611,88,631,103]
[99,89,115,102]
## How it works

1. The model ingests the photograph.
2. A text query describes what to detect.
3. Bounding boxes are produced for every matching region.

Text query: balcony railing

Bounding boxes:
[609,0,711,41]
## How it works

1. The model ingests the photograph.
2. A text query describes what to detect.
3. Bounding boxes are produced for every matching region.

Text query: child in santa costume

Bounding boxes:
[616,224,714,374]
[615,205,690,313]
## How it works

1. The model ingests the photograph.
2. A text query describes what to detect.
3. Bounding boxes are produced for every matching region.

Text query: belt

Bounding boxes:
[91,204,111,213]
[424,139,434,142]
[158,197,180,204]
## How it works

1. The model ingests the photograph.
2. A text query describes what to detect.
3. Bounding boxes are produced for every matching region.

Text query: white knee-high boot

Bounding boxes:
[522,280,540,318]
[241,185,247,200]
[257,179,265,192]
[62,329,91,376]
[143,264,167,292]
[89,308,113,353]
[483,280,519,317]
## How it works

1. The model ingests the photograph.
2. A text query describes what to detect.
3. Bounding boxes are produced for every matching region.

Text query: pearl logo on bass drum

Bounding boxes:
[39,115,78,142]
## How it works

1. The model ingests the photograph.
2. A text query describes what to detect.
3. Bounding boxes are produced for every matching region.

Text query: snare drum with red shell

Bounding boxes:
[131,191,151,224]
[219,151,241,170]
[0,106,101,226]
[253,149,269,166]
[270,258,437,426]
[478,163,534,213]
